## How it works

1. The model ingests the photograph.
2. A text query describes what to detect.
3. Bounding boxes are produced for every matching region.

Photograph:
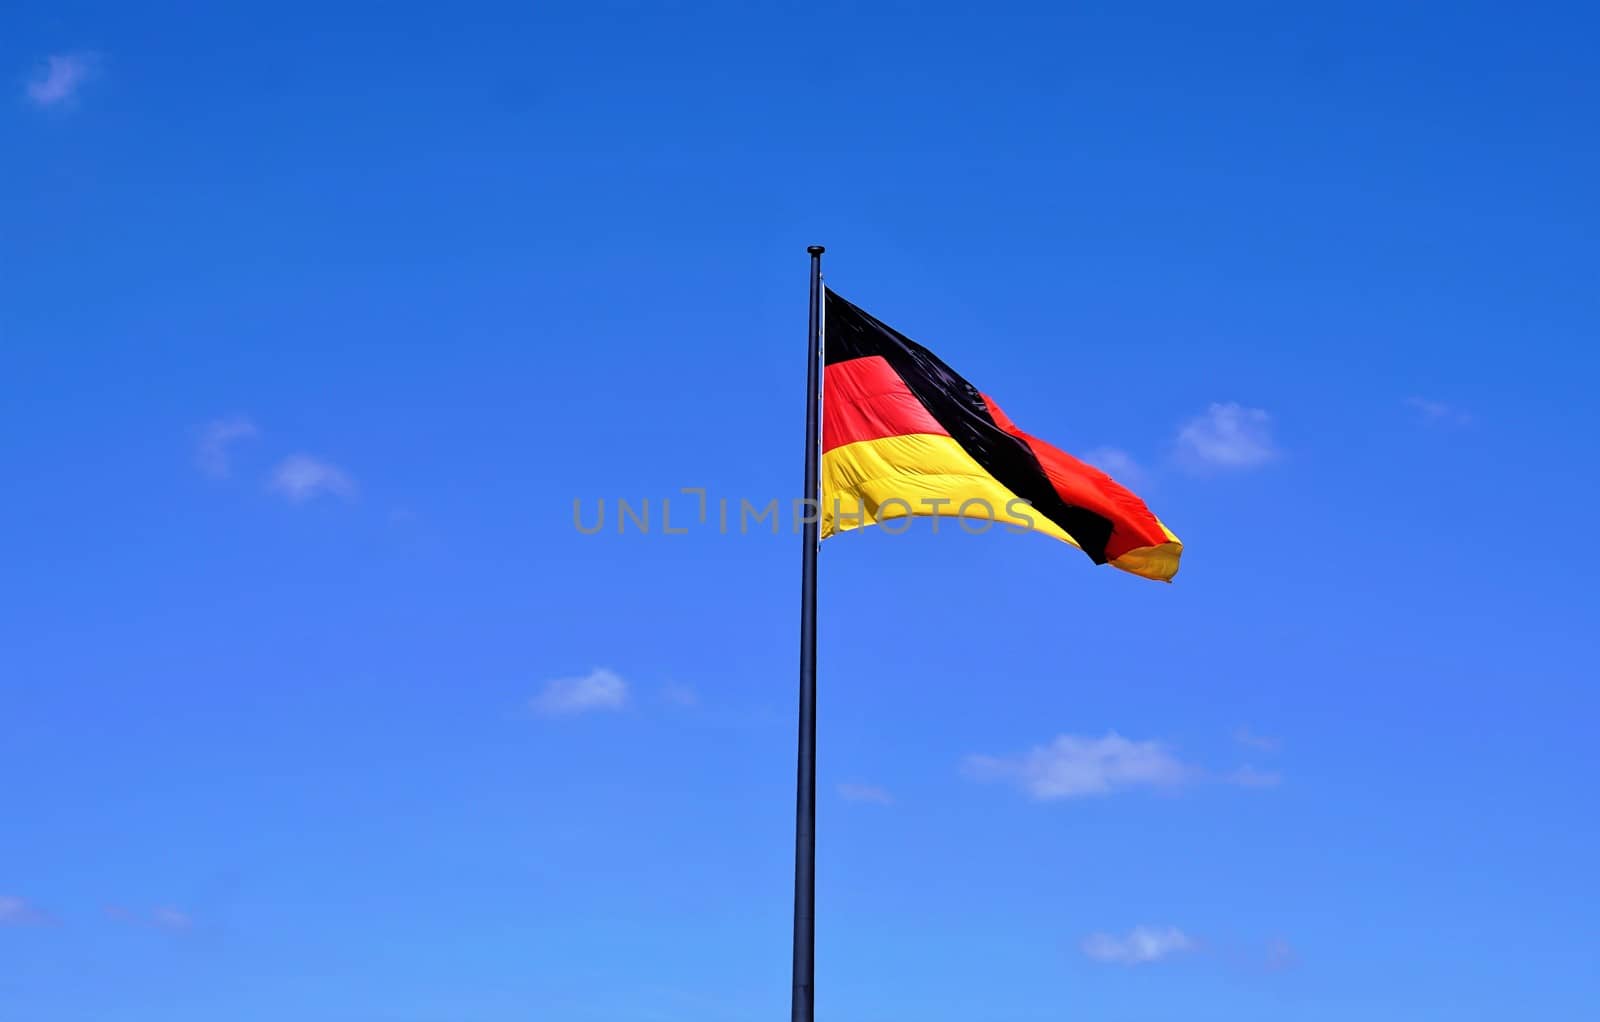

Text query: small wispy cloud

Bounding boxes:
[150,906,193,932]
[0,895,49,926]
[196,417,259,478]
[965,732,1190,800]
[1081,447,1148,487]
[1407,397,1472,427]
[1224,765,1283,789]
[1263,936,1298,972]
[268,454,357,503]
[531,667,629,717]
[1176,402,1277,472]
[837,782,893,805]
[1081,925,1197,966]
[966,731,1280,800]
[1232,726,1282,754]
[105,904,194,932]
[662,683,698,707]
[26,53,95,108]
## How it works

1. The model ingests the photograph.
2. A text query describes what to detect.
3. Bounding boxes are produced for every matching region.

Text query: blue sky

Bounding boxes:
[4,3,1598,1019]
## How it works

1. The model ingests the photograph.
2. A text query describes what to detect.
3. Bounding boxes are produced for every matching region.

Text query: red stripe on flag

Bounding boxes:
[981,395,1170,562]
[823,356,948,452]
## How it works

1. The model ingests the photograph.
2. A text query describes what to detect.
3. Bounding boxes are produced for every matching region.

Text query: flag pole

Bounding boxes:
[792,244,825,1022]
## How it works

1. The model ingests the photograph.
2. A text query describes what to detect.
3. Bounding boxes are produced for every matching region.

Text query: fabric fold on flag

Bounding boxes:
[820,288,1182,582]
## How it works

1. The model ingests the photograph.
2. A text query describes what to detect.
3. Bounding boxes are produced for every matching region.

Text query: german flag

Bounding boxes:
[820,289,1182,581]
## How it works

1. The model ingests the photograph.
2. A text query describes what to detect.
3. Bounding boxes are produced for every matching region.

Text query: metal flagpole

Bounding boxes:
[792,244,825,1022]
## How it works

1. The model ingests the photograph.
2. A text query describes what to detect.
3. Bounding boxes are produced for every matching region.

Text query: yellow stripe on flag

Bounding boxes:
[821,433,1078,547]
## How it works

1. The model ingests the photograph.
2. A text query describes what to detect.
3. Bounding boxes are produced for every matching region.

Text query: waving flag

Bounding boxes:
[788,253,1184,1022]
[820,288,1182,581]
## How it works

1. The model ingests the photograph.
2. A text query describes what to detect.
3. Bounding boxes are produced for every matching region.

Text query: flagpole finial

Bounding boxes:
[807,245,825,255]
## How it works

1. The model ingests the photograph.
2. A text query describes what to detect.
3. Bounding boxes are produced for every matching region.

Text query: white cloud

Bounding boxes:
[837,782,893,805]
[105,904,193,932]
[1407,397,1472,427]
[1232,726,1281,753]
[1081,925,1197,966]
[1176,402,1277,471]
[26,54,94,108]
[150,906,193,932]
[662,683,698,707]
[0,895,48,925]
[1225,765,1283,789]
[531,668,628,717]
[1081,447,1147,487]
[1263,936,1298,971]
[966,731,1279,799]
[269,454,357,503]
[965,732,1190,800]
[196,416,259,477]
